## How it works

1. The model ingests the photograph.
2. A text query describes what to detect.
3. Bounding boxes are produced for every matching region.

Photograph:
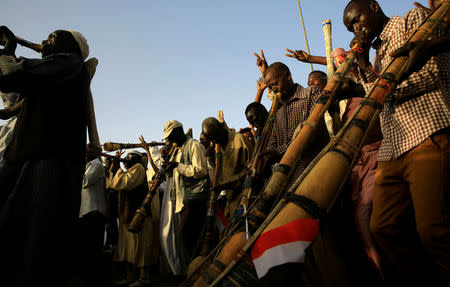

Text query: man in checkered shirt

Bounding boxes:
[263,62,330,186]
[344,0,450,285]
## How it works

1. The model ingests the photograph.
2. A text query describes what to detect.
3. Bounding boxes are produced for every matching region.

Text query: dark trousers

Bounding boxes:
[79,211,106,286]
[105,190,118,248]
[370,129,450,286]
[178,202,207,262]
[0,159,83,287]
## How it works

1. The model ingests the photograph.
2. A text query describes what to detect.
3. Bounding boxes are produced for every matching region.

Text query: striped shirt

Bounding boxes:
[358,8,450,161]
[0,53,23,76]
[267,84,329,181]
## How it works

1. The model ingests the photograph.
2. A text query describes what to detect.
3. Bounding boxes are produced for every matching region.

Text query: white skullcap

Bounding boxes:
[68,30,89,60]
[128,150,143,159]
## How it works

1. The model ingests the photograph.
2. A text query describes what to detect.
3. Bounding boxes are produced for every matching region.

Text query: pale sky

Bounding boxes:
[1,0,413,150]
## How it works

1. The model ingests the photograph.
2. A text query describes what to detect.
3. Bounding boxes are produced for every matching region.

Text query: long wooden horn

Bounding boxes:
[230,92,280,226]
[207,2,450,285]
[183,43,361,286]
[181,94,279,286]
[15,36,43,53]
[199,143,221,256]
[103,141,165,152]
[128,143,177,233]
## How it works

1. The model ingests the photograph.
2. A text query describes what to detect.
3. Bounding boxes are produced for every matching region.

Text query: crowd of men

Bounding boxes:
[0,0,449,286]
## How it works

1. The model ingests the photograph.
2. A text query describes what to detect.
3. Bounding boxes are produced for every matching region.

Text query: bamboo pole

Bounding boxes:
[297,0,314,72]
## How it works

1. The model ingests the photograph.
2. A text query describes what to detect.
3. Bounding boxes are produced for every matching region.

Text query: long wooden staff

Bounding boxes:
[198,143,221,257]
[128,143,176,233]
[208,2,450,285]
[322,19,334,80]
[297,0,313,72]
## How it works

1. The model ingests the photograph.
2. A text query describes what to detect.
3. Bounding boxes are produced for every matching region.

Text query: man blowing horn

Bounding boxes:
[343,1,450,285]
[0,26,92,287]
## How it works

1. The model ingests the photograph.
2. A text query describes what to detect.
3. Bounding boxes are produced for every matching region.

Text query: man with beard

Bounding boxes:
[0,26,91,286]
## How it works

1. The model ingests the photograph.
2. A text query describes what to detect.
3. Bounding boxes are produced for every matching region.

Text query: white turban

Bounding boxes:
[68,30,89,60]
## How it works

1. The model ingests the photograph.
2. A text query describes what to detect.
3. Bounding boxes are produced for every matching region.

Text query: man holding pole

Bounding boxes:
[162,120,209,272]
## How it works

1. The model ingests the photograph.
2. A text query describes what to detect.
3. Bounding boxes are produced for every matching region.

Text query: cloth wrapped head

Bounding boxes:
[331,48,347,70]
[68,30,89,60]
[162,120,183,140]
[127,149,143,159]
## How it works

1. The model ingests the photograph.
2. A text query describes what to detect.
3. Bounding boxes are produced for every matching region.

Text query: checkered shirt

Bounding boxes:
[358,8,450,161]
[267,84,329,182]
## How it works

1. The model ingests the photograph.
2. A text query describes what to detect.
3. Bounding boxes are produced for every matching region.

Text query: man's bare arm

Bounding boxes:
[285,49,327,66]
[391,36,450,82]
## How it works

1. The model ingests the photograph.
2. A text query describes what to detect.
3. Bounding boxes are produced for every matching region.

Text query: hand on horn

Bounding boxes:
[0,26,16,55]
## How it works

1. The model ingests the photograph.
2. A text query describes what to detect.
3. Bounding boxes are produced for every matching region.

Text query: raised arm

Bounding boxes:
[285,49,327,66]
[253,49,268,76]
[139,135,159,173]
[254,77,267,103]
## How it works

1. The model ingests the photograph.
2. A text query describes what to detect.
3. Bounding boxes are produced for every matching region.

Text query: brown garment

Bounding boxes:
[218,129,254,188]
[110,163,146,223]
[118,186,146,224]
[219,130,254,218]
[370,128,450,286]
[111,163,160,267]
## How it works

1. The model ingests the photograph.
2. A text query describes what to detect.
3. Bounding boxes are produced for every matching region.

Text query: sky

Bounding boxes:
[1,0,413,151]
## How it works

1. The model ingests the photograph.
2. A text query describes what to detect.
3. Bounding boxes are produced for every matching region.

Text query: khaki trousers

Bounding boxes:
[370,128,450,286]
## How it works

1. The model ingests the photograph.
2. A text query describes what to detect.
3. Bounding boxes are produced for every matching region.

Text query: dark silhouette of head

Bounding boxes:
[41,30,82,58]
[201,117,228,146]
[245,102,269,136]
[124,151,143,170]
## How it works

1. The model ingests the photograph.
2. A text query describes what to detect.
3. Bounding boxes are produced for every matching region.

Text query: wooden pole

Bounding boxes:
[297,0,314,72]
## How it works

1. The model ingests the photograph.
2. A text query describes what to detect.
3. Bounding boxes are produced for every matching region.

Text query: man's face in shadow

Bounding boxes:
[246,108,266,132]
[41,30,79,58]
